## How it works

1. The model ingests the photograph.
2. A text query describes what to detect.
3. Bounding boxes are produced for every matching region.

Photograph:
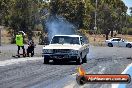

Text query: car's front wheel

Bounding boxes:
[126,44,131,48]
[108,43,113,47]
[44,58,49,64]
[76,57,82,65]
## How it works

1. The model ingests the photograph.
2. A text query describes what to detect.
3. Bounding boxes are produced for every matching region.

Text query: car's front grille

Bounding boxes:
[53,49,70,53]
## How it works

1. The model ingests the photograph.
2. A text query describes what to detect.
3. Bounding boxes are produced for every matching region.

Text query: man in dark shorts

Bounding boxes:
[15,31,26,57]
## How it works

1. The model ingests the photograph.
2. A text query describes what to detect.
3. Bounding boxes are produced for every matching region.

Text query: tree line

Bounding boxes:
[0,0,132,40]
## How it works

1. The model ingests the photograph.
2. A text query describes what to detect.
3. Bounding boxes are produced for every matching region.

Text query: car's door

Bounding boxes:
[119,39,126,47]
[80,37,89,58]
[111,39,120,46]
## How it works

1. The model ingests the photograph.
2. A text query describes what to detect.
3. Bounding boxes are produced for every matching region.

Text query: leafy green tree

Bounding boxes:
[49,0,85,29]
[89,0,128,39]
[9,0,42,40]
[0,0,130,41]
[0,0,14,26]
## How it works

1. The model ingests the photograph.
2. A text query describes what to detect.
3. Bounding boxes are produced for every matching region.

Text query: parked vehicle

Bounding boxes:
[105,37,132,48]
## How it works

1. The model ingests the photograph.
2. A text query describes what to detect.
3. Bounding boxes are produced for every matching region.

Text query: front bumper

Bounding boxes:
[42,53,79,60]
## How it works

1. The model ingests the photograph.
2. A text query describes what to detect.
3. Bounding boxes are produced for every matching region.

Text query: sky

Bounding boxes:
[122,0,132,15]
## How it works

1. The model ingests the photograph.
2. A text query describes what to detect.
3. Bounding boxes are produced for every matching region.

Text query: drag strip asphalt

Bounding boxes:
[0,46,132,88]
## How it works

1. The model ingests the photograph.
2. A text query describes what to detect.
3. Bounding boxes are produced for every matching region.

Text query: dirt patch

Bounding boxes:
[1,28,132,46]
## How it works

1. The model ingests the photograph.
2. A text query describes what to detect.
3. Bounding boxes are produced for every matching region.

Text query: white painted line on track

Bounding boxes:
[0,57,42,66]
[112,63,132,88]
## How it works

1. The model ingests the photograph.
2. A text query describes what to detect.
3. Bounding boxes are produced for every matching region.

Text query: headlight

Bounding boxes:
[43,49,52,53]
[71,50,78,54]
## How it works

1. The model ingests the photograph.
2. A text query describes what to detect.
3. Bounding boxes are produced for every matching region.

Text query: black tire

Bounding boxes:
[76,57,82,65]
[126,44,131,48]
[108,43,113,47]
[44,58,49,64]
[82,55,87,63]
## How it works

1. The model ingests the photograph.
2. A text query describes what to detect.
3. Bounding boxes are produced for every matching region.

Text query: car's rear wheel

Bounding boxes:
[108,43,113,47]
[126,44,131,48]
[44,58,49,64]
[82,55,87,63]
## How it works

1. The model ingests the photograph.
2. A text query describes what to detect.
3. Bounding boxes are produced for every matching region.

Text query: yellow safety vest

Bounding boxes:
[15,34,24,46]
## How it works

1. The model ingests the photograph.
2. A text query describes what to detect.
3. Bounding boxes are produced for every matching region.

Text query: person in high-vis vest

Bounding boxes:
[15,32,25,57]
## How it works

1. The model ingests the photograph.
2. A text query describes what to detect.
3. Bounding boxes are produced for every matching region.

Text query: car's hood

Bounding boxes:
[43,44,82,50]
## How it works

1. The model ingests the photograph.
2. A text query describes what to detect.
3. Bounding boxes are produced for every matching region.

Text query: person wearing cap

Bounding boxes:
[27,40,36,57]
[15,31,26,57]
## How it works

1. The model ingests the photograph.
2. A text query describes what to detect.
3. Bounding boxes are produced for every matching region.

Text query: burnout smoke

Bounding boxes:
[45,15,76,41]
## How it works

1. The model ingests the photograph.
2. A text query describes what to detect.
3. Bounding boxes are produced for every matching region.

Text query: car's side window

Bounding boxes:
[112,39,117,41]
[112,39,121,41]
[80,37,83,45]
[80,37,88,45]
[117,39,121,41]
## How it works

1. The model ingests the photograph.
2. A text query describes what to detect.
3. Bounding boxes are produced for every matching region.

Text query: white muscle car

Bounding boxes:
[42,35,89,64]
[105,37,132,48]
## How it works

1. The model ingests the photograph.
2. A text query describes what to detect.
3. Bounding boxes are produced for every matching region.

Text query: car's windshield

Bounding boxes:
[51,36,80,44]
